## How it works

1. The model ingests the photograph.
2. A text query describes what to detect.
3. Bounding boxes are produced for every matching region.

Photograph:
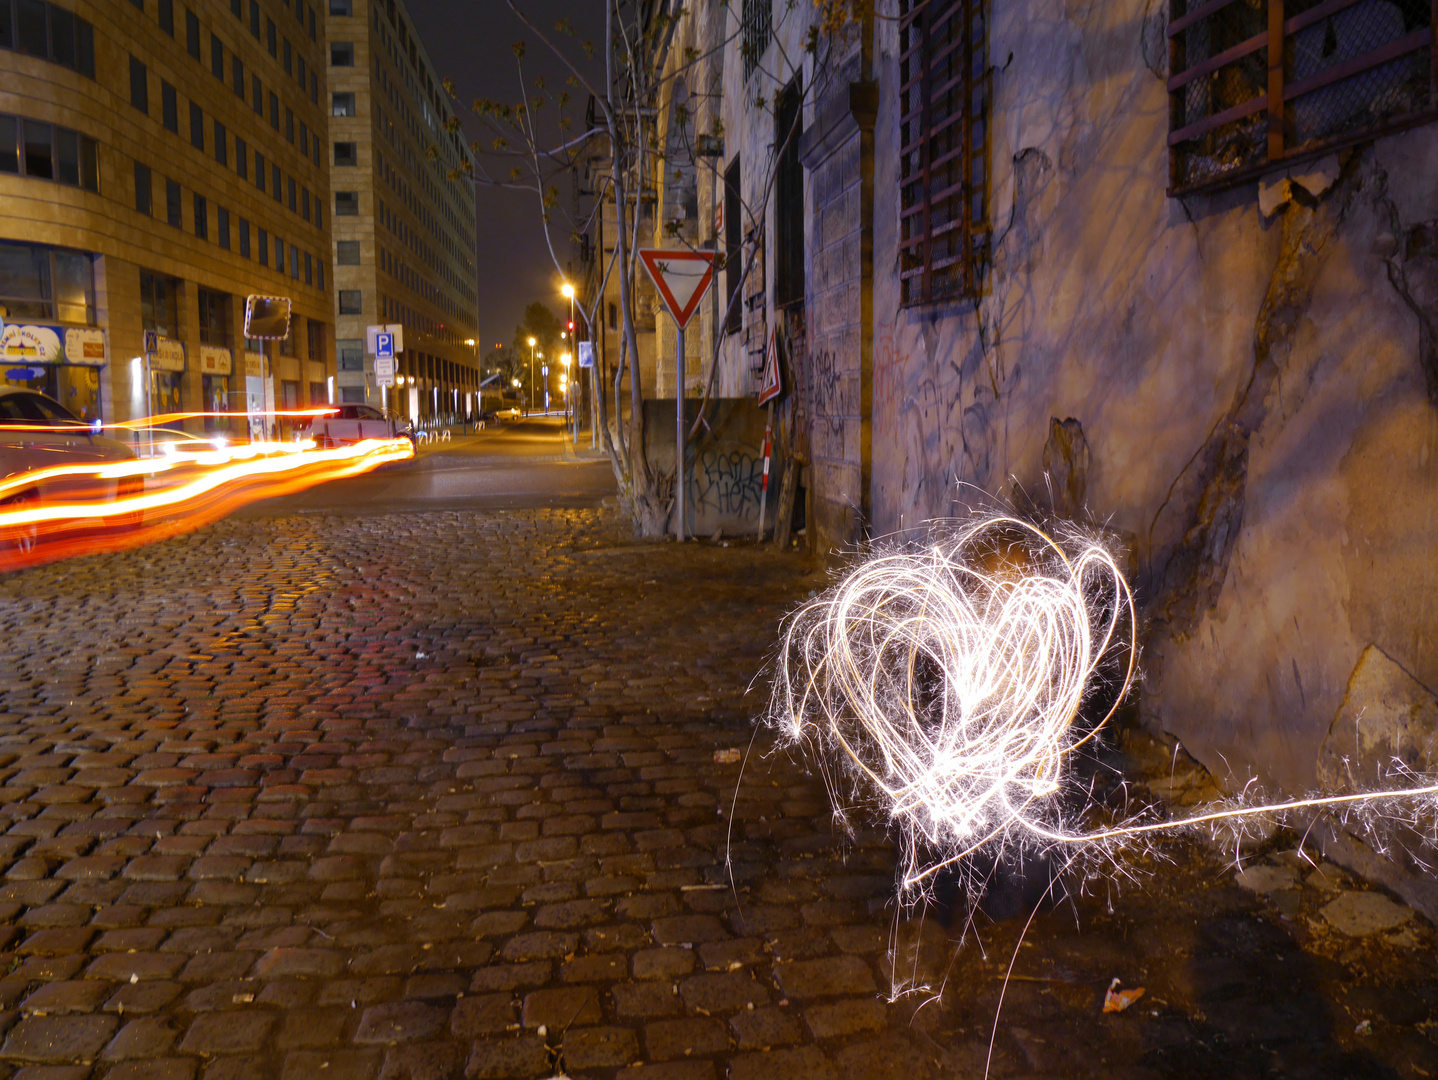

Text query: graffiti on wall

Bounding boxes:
[874,324,905,439]
[692,448,767,524]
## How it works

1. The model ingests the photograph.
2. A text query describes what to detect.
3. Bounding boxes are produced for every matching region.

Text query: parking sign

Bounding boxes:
[375,333,394,361]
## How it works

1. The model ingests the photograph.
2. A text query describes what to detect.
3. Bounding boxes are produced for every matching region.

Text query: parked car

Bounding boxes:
[298,405,415,448]
[494,406,524,421]
[0,387,140,553]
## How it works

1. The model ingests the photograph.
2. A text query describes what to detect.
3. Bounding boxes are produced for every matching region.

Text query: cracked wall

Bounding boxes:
[868,0,1438,798]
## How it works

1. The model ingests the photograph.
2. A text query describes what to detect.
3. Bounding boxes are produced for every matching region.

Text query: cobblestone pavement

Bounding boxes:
[0,507,1435,1080]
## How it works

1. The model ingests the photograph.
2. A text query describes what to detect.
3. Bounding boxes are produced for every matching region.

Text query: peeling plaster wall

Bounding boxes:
[869,0,1438,794]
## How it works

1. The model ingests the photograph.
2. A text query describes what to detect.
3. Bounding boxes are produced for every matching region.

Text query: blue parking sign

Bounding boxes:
[375,333,394,360]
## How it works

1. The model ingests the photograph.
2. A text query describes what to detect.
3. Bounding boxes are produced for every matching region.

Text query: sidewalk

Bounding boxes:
[0,507,1432,1079]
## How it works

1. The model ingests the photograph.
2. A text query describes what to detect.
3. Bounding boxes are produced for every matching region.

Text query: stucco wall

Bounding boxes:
[870,0,1438,795]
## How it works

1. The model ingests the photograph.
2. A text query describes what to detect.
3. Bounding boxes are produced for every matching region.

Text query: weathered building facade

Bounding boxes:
[649,0,1438,904]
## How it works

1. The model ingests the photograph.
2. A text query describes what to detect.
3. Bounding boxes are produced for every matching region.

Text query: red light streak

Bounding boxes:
[0,435,412,572]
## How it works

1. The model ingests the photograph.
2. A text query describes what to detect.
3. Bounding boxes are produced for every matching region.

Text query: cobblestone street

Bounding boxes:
[0,506,1436,1080]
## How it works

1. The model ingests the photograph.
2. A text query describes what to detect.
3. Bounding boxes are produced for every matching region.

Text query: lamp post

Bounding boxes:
[526,336,536,416]
[561,283,577,444]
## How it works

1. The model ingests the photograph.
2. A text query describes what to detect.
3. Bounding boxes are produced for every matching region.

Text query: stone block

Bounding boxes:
[520,986,599,1029]
[450,993,515,1038]
[3,1014,118,1062]
[644,1016,729,1060]
[463,1037,548,1080]
[561,1026,637,1070]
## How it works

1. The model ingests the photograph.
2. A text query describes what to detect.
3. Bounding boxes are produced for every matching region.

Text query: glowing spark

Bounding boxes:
[766,513,1438,899]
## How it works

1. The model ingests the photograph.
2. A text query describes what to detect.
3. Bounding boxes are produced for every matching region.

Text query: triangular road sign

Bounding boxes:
[638,248,715,330]
[757,330,782,406]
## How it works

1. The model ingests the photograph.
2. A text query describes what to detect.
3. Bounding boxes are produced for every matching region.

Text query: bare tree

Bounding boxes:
[439,0,847,536]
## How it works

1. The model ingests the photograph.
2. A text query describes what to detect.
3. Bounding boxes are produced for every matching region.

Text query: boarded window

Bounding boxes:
[899,0,989,306]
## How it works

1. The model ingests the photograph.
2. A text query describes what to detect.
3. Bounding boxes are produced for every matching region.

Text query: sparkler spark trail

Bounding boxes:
[766,514,1438,899]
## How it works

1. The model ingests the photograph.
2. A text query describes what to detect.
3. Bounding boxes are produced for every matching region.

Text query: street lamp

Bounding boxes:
[560,283,577,446]
[527,336,537,415]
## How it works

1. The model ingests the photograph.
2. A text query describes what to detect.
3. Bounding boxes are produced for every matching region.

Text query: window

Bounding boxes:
[230,0,239,16]
[139,272,177,335]
[282,36,290,74]
[248,0,258,37]
[298,55,305,89]
[15,0,42,54]
[310,71,317,103]
[335,190,358,215]
[235,135,247,178]
[338,339,363,369]
[333,140,357,166]
[22,119,50,179]
[0,242,91,322]
[269,91,279,128]
[301,187,310,221]
[330,40,352,65]
[308,6,314,40]
[332,91,356,116]
[158,0,172,35]
[185,7,199,58]
[252,74,262,114]
[193,192,207,239]
[130,56,148,113]
[898,0,989,306]
[773,77,804,309]
[274,234,283,269]
[232,54,244,96]
[1168,0,1437,194]
[257,226,268,265]
[723,155,741,335]
[329,0,350,14]
[254,150,264,190]
[217,206,230,249]
[133,160,151,213]
[285,106,294,142]
[272,162,281,200]
[266,15,275,56]
[161,81,178,133]
[189,101,204,150]
[608,301,618,331]
[239,217,250,257]
[10,2,96,76]
[338,289,361,314]
[287,176,296,211]
[340,386,365,403]
[307,319,322,361]
[165,177,181,227]
[214,120,226,165]
[299,121,308,155]
[210,32,223,78]
[741,0,771,80]
[336,240,360,265]
[198,287,229,344]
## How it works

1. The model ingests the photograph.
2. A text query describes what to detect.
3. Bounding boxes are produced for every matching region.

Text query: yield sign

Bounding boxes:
[638,248,715,330]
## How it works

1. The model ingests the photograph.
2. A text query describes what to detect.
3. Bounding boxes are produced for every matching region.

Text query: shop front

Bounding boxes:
[199,345,233,435]
[0,322,107,420]
[145,333,184,417]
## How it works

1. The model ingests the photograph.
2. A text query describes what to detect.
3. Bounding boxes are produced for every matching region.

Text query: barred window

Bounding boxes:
[1169,0,1437,194]
[741,0,770,81]
[899,0,989,307]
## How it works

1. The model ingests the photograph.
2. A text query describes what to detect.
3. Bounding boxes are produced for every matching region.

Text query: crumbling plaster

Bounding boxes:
[870,0,1438,794]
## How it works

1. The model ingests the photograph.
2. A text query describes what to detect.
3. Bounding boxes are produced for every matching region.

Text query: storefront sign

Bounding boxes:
[243,351,264,378]
[0,324,108,366]
[199,346,233,376]
[148,335,186,372]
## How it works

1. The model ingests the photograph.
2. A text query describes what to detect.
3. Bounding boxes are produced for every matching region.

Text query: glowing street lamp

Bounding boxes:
[527,336,537,413]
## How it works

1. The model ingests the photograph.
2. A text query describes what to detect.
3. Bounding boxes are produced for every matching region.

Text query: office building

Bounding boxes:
[325,0,479,418]
[0,0,334,429]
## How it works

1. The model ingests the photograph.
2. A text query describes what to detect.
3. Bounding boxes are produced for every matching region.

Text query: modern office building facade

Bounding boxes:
[0,0,335,431]
[325,0,479,418]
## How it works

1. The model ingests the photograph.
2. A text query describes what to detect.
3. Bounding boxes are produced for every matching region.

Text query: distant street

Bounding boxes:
[237,417,616,519]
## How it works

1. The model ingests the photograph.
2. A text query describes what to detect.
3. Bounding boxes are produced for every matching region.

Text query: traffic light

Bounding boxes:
[567,321,574,333]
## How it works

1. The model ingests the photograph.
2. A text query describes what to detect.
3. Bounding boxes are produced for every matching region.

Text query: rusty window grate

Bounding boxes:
[1169,0,1437,194]
[742,0,771,81]
[899,0,990,307]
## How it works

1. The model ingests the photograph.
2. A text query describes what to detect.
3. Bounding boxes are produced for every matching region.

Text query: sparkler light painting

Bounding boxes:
[768,513,1438,901]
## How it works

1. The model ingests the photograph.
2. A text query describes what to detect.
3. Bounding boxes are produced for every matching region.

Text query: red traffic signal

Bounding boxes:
[567,321,574,332]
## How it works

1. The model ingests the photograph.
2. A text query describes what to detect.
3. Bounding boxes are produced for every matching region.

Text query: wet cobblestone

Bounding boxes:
[0,508,1436,1079]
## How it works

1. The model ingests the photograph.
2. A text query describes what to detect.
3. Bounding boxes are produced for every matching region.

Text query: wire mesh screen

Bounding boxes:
[1170,0,1437,194]
[899,0,990,306]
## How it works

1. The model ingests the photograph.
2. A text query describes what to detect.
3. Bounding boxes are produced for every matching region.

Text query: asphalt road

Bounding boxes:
[236,417,616,518]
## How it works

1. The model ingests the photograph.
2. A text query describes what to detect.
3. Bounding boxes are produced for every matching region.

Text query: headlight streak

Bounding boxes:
[766,513,1438,904]
[0,436,412,571]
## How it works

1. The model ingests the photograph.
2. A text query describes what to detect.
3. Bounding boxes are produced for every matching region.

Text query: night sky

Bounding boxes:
[404,0,604,358]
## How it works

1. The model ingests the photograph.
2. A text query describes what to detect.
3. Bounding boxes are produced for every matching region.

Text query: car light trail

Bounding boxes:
[0,434,412,572]
[767,513,1438,901]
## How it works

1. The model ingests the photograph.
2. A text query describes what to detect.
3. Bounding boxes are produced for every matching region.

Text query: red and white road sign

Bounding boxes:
[757,330,782,406]
[638,249,715,330]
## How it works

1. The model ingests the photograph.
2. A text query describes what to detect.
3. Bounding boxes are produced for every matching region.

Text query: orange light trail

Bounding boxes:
[0,435,412,572]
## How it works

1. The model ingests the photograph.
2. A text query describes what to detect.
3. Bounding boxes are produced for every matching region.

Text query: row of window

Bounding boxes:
[0,0,93,77]
[0,113,98,191]
[133,161,322,290]
[127,55,322,234]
